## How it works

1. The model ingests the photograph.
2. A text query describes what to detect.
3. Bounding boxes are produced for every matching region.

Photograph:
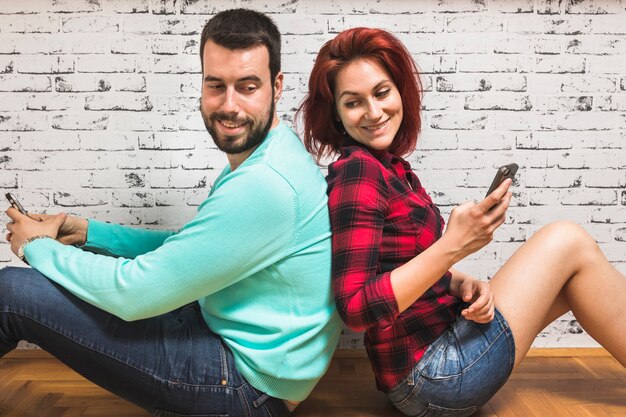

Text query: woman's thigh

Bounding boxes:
[0,267,288,417]
[488,222,597,366]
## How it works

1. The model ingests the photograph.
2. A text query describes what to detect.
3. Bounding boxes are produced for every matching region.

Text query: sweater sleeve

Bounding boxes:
[82,219,177,258]
[327,153,399,332]
[24,164,297,321]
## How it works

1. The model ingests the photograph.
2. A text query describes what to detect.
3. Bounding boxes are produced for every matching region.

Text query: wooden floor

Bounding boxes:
[0,349,624,417]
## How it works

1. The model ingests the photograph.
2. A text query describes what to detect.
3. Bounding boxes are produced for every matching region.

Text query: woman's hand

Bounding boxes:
[457,277,495,323]
[5,208,67,256]
[28,212,88,246]
[441,179,512,263]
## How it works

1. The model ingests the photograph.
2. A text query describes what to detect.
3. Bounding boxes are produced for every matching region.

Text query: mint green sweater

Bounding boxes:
[24,122,342,401]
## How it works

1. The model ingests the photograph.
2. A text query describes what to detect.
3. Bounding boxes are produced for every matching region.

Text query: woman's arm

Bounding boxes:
[330,154,511,330]
[390,185,511,314]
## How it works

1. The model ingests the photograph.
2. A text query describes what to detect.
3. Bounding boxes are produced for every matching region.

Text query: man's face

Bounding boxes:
[200,40,282,157]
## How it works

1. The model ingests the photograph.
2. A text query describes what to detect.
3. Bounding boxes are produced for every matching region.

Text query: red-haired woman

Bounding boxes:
[298,27,626,416]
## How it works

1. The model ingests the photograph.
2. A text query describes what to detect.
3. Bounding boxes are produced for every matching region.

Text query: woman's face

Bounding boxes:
[334,58,403,151]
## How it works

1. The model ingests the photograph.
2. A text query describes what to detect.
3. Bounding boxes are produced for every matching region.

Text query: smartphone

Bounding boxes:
[486,163,518,197]
[5,192,28,216]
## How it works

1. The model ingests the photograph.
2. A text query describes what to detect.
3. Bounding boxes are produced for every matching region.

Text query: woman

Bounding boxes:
[298,27,626,416]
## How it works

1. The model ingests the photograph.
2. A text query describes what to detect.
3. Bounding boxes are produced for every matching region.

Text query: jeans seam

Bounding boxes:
[219,340,229,384]
[237,386,253,417]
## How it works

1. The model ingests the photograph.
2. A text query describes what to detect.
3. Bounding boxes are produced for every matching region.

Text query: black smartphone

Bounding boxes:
[5,192,28,216]
[486,163,518,197]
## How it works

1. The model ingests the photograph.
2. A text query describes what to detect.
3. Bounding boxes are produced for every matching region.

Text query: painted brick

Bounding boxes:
[83,170,147,188]
[0,113,49,131]
[151,0,178,15]
[457,55,519,73]
[148,169,207,189]
[532,95,593,112]
[0,15,61,33]
[534,37,563,54]
[112,190,155,207]
[138,131,197,150]
[545,17,593,35]
[53,190,109,207]
[464,94,532,111]
[590,15,626,35]
[536,0,563,15]
[84,94,154,111]
[446,15,504,32]
[489,0,533,13]
[62,16,121,33]
[534,56,586,74]
[18,131,81,151]
[565,0,624,15]
[494,36,534,54]
[566,36,625,55]
[102,0,149,14]
[15,55,74,75]
[436,74,527,92]
[0,94,24,111]
[74,56,136,73]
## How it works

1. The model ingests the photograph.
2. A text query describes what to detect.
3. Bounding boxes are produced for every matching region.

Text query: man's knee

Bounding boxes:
[0,267,49,306]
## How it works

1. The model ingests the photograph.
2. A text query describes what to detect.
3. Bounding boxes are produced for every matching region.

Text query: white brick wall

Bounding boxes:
[1,0,625,349]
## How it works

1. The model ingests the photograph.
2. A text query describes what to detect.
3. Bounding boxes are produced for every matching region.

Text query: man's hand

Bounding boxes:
[457,277,495,324]
[28,212,88,246]
[5,208,67,256]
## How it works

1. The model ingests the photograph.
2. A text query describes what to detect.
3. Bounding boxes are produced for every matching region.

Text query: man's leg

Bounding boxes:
[0,267,269,416]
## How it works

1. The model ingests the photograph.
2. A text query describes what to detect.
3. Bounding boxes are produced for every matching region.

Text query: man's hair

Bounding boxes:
[297,27,423,160]
[200,8,281,82]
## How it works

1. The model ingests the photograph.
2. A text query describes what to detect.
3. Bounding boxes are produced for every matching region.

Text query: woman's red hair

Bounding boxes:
[297,27,423,160]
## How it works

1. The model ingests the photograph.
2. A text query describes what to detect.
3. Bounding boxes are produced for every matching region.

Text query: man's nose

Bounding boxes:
[220,88,240,113]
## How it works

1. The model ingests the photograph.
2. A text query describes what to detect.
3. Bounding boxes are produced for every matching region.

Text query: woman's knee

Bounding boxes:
[535,221,600,261]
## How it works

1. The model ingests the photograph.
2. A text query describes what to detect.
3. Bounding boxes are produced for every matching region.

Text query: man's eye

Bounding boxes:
[207,84,224,90]
[242,85,258,92]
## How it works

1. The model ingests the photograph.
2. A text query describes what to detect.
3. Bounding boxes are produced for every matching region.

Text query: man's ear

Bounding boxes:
[273,72,284,103]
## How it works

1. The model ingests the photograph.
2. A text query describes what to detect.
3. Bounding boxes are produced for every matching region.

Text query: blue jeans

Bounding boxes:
[0,267,290,417]
[386,308,515,417]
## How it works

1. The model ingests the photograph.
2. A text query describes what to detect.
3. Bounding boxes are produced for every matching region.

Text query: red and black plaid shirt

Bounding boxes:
[327,142,461,392]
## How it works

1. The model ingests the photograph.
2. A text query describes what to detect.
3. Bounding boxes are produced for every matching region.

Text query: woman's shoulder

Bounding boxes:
[329,145,385,174]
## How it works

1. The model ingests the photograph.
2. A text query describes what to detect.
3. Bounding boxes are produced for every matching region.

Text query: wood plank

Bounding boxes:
[0,349,624,417]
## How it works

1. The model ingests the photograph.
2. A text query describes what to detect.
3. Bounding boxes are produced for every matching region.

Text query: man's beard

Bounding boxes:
[202,91,275,155]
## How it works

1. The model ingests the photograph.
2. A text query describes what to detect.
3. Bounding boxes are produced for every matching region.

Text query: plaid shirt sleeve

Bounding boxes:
[327,153,400,332]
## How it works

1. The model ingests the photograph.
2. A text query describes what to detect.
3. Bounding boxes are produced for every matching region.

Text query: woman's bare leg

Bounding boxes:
[489,221,626,368]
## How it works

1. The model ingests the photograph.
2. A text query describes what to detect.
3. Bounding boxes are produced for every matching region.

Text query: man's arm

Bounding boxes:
[30,213,177,258]
[23,165,296,321]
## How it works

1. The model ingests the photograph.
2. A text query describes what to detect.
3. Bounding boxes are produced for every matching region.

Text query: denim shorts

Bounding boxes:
[386,308,515,417]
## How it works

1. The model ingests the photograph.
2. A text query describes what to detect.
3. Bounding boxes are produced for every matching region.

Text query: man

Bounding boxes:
[1,9,341,416]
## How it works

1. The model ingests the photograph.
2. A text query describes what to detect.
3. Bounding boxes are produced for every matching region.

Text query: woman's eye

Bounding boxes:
[376,89,390,98]
[344,101,359,108]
